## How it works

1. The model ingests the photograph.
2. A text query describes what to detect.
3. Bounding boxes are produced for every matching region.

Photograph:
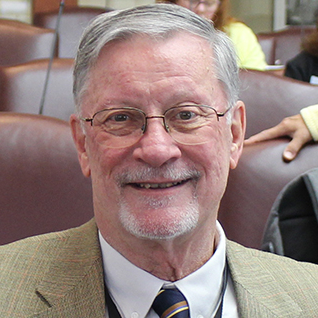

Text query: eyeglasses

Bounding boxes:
[80,105,230,148]
[187,0,220,9]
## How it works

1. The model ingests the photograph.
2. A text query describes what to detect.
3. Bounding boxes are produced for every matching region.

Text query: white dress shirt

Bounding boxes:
[99,221,238,318]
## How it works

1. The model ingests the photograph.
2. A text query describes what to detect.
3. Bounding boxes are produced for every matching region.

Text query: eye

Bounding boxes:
[110,113,130,122]
[96,110,139,125]
[176,110,196,121]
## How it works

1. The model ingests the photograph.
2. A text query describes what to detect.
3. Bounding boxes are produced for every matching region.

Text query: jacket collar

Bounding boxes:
[226,240,302,317]
[31,221,303,317]
[33,219,106,317]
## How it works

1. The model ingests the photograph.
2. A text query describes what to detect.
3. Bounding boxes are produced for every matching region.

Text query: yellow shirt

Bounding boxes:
[224,22,267,71]
[300,104,318,141]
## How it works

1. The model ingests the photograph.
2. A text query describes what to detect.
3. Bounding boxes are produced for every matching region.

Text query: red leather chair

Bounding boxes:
[239,69,318,138]
[0,58,74,121]
[0,113,93,245]
[218,68,318,249]
[0,18,57,66]
[256,33,276,65]
[33,7,113,58]
[218,139,318,249]
[257,26,315,65]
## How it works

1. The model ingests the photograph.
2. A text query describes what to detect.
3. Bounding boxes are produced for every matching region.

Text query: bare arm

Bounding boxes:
[244,114,312,162]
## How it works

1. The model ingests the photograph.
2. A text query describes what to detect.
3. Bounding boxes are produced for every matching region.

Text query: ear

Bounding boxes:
[70,114,91,177]
[229,100,246,169]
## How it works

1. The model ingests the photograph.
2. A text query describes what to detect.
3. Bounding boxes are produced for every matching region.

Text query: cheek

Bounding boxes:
[192,131,232,197]
[206,12,216,21]
[205,148,230,186]
[85,133,130,183]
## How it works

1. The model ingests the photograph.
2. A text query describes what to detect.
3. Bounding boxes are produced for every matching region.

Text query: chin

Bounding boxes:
[119,203,199,240]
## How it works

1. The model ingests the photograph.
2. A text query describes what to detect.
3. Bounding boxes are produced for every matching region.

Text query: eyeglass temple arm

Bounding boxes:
[80,117,94,126]
[216,107,231,117]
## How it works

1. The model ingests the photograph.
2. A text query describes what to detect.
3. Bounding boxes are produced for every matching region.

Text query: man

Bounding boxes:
[1,4,318,317]
[245,104,318,161]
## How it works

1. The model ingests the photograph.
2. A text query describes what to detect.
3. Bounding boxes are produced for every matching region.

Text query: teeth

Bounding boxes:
[138,181,180,189]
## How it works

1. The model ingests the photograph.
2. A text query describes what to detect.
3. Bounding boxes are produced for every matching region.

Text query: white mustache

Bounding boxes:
[116,165,201,186]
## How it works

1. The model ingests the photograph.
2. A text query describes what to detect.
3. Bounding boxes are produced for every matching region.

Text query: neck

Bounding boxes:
[101,223,219,281]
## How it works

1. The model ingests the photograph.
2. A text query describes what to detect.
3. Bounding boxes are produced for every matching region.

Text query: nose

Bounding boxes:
[133,117,182,167]
[193,2,214,19]
[195,2,207,12]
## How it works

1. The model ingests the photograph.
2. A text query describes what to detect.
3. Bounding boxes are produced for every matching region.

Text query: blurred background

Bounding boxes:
[0,0,317,33]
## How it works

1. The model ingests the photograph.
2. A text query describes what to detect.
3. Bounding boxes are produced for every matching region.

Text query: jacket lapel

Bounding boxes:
[29,222,304,317]
[33,219,106,318]
[226,240,302,317]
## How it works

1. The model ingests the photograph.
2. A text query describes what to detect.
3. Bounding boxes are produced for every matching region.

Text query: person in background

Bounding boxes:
[245,104,318,161]
[156,0,268,70]
[2,4,318,317]
[284,14,318,84]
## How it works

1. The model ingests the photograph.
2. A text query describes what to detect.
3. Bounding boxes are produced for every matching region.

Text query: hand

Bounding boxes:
[244,114,313,162]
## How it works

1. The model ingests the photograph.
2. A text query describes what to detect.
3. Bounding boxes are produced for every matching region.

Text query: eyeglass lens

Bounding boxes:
[88,105,223,149]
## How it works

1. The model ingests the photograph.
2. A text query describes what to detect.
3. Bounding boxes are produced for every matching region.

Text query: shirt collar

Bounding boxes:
[99,221,227,318]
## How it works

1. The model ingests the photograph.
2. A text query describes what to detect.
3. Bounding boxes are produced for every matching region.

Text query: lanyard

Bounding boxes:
[104,262,228,318]
[214,260,228,318]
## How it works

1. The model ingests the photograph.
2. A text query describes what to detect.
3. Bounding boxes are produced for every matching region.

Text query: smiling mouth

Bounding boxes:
[130,179,188,189]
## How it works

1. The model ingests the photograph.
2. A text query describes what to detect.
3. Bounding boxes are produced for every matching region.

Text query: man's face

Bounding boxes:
[71,33,245,243]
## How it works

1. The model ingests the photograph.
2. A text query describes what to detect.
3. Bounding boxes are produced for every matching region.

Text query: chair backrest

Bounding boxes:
[218,139,318,249]
[0,113,93,245]
[33,6,113,58]
[219,69,318,248]
[0,18,57,66]
[239,69,318,138]
[256,33,275,65]
[257,26,315,65]
[0,58,74,121]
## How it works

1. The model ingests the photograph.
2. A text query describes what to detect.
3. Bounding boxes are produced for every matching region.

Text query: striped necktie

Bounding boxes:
[152,288,190,318]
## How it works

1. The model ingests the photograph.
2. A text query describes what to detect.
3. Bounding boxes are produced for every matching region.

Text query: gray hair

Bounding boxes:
[73,3,239,114]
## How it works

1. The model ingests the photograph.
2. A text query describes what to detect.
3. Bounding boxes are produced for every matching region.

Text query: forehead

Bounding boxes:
[93,31,214,76]
[83,32,221,109]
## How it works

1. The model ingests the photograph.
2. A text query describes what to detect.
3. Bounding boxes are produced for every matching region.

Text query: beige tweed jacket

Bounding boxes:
[1,219,318,317]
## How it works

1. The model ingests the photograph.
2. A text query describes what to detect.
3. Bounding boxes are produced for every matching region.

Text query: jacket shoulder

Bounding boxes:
[0,219,96,255]
[0,219,100,317]
[227,239,318,273]
[227,240,318,316]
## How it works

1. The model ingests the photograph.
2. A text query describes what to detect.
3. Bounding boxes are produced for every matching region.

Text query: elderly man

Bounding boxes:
[1,4,318,318]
